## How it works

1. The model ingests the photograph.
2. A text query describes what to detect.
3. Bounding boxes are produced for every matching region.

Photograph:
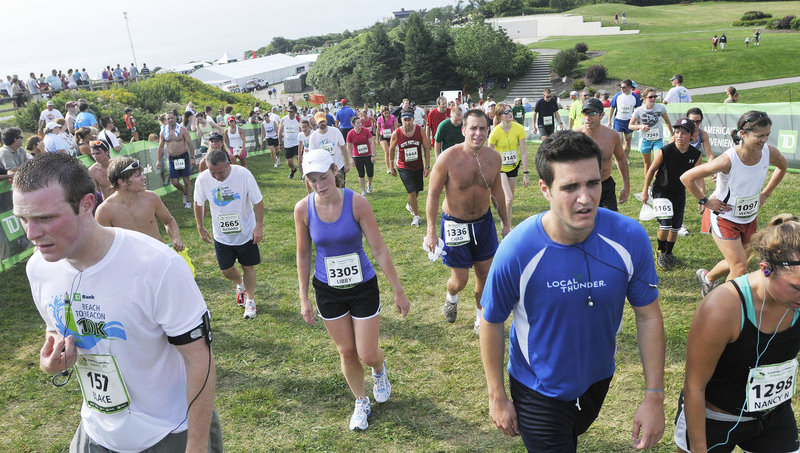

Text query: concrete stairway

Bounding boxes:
[502,48,559,105]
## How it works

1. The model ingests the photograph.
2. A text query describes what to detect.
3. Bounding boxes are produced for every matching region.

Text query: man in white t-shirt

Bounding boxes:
[607,78,641,159]
[38,101,63,134]
[12,153,220,453]
[309,111,349,187]
[279,105,301,179]
[97,116,122,152]
[26,72,41,102]
[413,102,426,128]
[663,74,691,105]
[194,149,264,319]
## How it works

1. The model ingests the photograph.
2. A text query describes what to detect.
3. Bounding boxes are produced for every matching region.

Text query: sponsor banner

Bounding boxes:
[0,124,270,271]
[555,103,800,169]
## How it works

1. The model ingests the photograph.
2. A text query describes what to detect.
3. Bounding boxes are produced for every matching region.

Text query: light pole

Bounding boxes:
[123,12,138,68]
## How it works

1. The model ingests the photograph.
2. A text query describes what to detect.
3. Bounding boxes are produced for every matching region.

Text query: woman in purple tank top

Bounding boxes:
[294,149,410,431]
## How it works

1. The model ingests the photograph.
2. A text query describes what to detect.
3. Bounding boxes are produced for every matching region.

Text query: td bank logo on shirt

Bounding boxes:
[777,130,797,155]
[1,210,25,241]
[50,293,127,350]
[546,275,607,294]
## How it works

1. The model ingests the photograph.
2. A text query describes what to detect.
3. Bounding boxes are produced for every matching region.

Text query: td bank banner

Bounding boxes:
[664,103,799,166]
[1,125,267,272]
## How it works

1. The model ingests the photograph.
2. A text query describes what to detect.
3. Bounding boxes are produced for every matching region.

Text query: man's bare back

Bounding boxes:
[439,143,502,220]
[88,163,114,198]
[95,190,166,242]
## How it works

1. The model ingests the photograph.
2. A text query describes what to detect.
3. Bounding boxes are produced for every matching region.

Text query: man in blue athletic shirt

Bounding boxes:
[479,130,666,452]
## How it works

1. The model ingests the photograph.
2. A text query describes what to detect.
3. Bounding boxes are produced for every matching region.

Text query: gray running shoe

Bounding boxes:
[656,252,669,270]
[443,299,458,323]
[667,253,681,269]
[696,269,717,297]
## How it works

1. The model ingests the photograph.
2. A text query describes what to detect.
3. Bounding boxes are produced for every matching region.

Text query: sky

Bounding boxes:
[2,0,456,79]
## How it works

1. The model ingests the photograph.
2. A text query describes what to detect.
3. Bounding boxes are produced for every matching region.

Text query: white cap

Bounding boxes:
[302,149,334,176]
[46,121,60,130]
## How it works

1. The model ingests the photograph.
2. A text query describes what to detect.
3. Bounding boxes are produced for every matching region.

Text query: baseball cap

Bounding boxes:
[581,98,605,114]
[340,98,348,104]
[124,108,132,113]
[569,91,578,97]
[302,149,334,176]
[253,107,260,112]
[208,132,223,141]
[46,101,54,106]
[673,117,696,135]
[46,121,60,130]
[670,74,683,83]
[314,112,327,123]
[400,111,414,119]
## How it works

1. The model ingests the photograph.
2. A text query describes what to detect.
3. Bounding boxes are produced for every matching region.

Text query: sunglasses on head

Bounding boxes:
[121,160,140,173]
[742,111,768,126]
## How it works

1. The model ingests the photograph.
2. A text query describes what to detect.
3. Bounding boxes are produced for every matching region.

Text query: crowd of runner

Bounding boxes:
[5,81,798,453]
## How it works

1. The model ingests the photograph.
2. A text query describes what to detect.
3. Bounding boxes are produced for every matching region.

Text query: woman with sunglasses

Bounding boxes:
[630,87,673,175]
[681,111,788,297]
[224,116,247,167]
[488,103,529,226]
[675,217,800,453]
[686,108,714,163]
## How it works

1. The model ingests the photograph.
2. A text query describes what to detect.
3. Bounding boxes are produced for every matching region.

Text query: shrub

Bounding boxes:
[791,17,800,30]
[587,86,597,97]
[574,42,588,53]
[733,19,769,27]
[585,65,607,84]
[572,79,586,90]
[577,52,589,61]
[550,49,579,77]
[767,18,781,29]
[741,11,771,21]
[778,15,796,29]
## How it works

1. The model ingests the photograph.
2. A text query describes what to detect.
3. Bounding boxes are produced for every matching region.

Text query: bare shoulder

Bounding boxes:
[294,195,309,214]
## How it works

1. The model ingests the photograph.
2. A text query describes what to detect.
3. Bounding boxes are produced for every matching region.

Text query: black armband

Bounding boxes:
[168,311,212,345]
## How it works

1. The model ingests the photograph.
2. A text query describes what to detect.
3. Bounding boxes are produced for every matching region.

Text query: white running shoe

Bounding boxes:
[243,299,257,319]
[473,318,481,337]
[184,201,192,209]
[367,184,373,194]
[349,397,371,431]
[678,224,690,236]
[182,194,188,204]
[372,362,391,403]
[361,190,367,197]
[405,203,414,215]
[411,215,421,227]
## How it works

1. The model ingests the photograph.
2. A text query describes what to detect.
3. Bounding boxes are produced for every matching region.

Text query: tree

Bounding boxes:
[401,13,442,101]
[267,36,292,55]
[306,37,361,102]
[356,23,402,104]
[450,21,516,88]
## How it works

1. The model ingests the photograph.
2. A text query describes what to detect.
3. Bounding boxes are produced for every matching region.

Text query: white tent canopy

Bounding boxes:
[215,52,233,65]
[191,53,317,89]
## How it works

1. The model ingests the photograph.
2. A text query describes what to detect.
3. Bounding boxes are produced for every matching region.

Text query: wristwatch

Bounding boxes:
[698,197,708,205]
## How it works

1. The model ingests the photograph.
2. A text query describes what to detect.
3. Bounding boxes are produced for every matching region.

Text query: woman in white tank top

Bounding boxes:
[224,116,247,167]
[680,111,788,295]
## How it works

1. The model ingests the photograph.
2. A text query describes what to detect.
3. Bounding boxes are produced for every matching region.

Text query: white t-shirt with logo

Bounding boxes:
[39,108,64,123]
[281,116,300,147]
[309,127,346,169]
[28,229,207,453]
[194,165,263,245]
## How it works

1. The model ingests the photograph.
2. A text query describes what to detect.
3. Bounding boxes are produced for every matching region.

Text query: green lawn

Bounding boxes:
[2,142,799,452]
[692,82,800,103]
[536,2,800,90]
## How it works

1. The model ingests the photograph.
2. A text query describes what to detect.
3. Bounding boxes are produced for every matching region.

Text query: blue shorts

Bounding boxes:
[639,137,663,154]
[169,152,191,179]
[613,118,633,134]
[440,209,499,268]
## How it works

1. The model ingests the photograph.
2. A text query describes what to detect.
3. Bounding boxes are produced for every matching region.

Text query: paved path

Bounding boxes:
[691,76,800,96]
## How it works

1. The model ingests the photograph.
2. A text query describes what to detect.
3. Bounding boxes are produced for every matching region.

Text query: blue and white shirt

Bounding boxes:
[482,209,659,400]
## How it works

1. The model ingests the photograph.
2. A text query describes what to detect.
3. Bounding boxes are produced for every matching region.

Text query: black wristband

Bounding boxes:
[698,197,708,205]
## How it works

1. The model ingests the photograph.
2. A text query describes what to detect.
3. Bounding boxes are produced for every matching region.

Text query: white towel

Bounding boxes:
[422,238,447,262]
[162,122,183,140]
